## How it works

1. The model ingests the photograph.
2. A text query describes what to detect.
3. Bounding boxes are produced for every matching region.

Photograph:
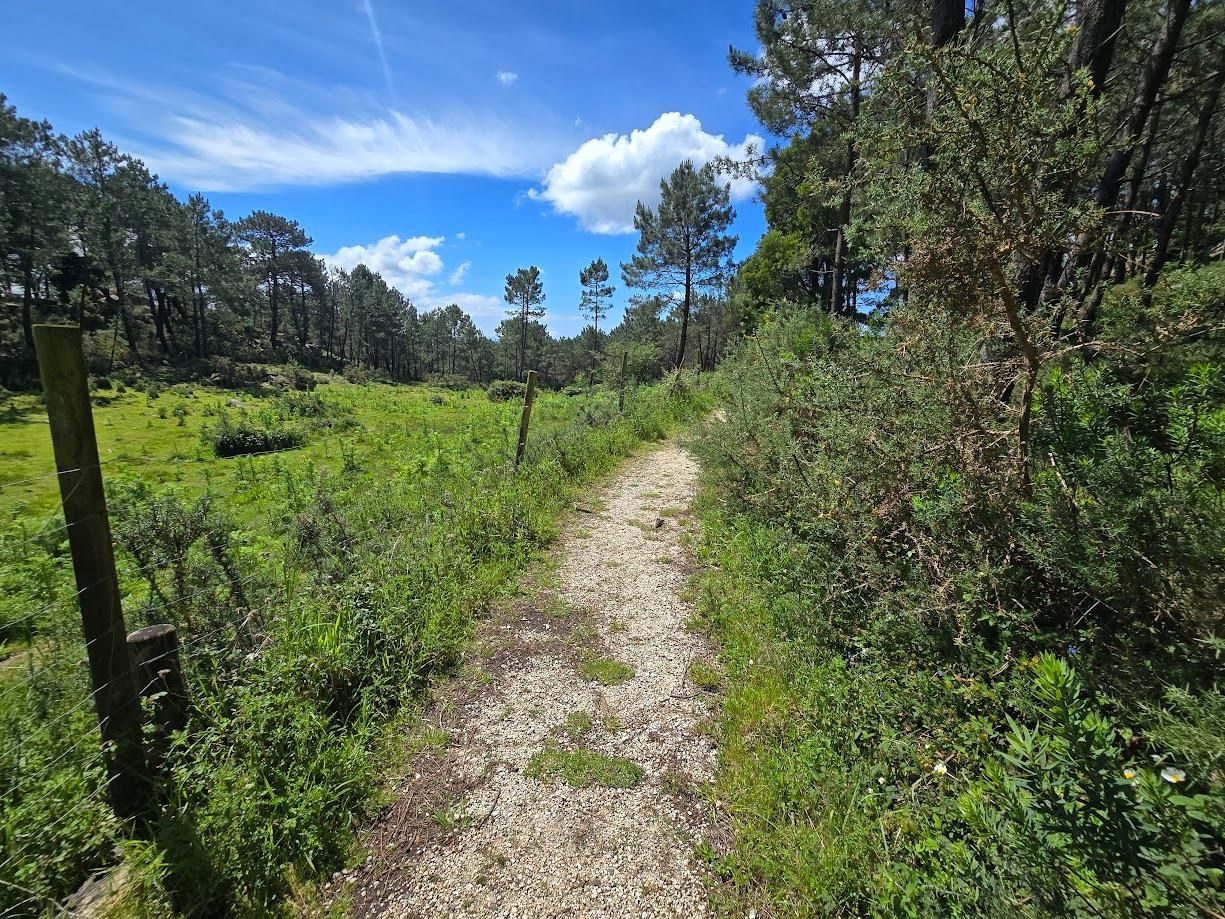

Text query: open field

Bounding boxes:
[0,373,710,916]
[0,377,584,520]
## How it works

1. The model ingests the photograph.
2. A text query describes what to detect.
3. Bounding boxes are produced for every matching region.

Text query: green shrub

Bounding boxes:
[485,379,526,402]
[944,656,1223,917]
[695,265,1225,916]
[208,410,304,457]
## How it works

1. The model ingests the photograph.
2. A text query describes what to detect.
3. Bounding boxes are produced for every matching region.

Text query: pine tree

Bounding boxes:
[504,265,545,380]
[621,161,736,368]
[579,257,614,381]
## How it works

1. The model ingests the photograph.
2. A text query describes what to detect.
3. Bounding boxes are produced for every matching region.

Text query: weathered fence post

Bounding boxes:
[33,324,149,822]
[127,625,187,730]
[127,624,188,764]
[618,351,628,413]
[514,369,538,469]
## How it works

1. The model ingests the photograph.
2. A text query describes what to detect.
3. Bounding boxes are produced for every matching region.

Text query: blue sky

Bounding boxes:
[1,0,770,335]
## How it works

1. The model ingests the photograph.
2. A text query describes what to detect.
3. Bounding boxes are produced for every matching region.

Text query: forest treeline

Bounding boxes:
[0,98,738,390]
[699,0,1224,914]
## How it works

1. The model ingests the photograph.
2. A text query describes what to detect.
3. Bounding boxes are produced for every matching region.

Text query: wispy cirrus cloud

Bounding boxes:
[361,0,396,101]
[68,65,565,192]
[496,71,519,86]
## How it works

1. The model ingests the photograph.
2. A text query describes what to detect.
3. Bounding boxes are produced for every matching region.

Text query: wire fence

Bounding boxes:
[0,334,657,917]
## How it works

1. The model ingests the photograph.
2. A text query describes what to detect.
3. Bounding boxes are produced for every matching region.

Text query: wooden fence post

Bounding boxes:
[128,624,187,767]
[514,370,538,469]
[618,351,628,413]
[33,324,149,822]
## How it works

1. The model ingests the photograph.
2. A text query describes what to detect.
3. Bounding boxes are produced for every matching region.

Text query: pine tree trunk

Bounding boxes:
[21,259,36,353]
[1144,69,1224,290]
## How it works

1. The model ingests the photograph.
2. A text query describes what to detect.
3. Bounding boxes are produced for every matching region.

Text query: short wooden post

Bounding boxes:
[128,624,188,733]
[618,350,628,413]
[514,369,538,469]
[33,324,149,822]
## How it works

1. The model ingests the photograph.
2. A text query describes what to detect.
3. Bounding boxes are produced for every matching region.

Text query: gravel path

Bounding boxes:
[340,442,718,919]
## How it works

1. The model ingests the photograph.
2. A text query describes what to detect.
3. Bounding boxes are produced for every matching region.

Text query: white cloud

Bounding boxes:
[455,231,466,240]
[448,261,471,284]
[324,234,444,300]
[496,71,519,86]
[74,66,564,191]
[528,112,762,234]
[437,293,505,322]
[322,235,504,331]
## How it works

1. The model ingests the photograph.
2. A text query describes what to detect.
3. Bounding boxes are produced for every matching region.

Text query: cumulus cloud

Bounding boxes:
[448,261,471,284]
[439,293,505,323]
[496,71,518,86]
[529,112,762,234]
[322,236,504,331]
[324,234,444,300]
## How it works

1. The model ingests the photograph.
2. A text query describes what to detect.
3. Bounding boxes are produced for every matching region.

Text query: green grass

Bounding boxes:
[526,747,643,789]
[578,657,635,686]
[0,373,712,916]
[687,660,721,691]
[565,710,594,737]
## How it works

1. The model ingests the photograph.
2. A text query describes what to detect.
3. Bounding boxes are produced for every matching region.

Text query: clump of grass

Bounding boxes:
[601,714,623,733]
[526,747,642,789]
[544,595,571,618]
[569,624,599,649]
[688,660,721,691]
[407,727,450,753]
[429,805,471,832]
[565,710,593,737]
[579,657,635,686]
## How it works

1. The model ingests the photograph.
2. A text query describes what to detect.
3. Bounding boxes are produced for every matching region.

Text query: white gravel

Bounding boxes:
[351,442,717,918]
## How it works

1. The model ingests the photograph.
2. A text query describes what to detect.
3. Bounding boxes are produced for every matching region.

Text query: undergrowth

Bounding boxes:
[695,265,1225,917]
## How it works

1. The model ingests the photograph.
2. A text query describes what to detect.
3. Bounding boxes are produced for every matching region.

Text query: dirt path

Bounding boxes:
[339,442,718,919]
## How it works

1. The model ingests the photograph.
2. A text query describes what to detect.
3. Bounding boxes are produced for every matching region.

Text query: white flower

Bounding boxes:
[932,762,948,776]
[1122,767,1138,784]
[1160,767,1187,784]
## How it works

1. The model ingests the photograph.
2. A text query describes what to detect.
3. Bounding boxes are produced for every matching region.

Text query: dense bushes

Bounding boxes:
[209,413,305,457]
[696,265,1224,916]
[485,379,526,402]
[206,391,356,456]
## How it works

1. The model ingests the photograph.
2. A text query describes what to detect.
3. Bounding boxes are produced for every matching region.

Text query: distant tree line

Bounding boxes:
[1,95,741,390]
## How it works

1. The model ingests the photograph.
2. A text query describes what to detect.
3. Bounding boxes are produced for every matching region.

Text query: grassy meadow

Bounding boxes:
[0,371,710,916]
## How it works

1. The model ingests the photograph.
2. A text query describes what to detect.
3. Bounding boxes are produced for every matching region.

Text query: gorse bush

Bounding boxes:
[696,264,1225,916]
[485,379,526,402]
[208,410,304,457]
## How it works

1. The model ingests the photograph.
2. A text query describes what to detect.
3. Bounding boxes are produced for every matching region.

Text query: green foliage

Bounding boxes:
[0,377,709,915]
[936,656,1223,917]
[696,265,1225,916]
[208,410,305,457]
[485,379,526,403]
[577,657,635,686]
[526,747,643,789]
